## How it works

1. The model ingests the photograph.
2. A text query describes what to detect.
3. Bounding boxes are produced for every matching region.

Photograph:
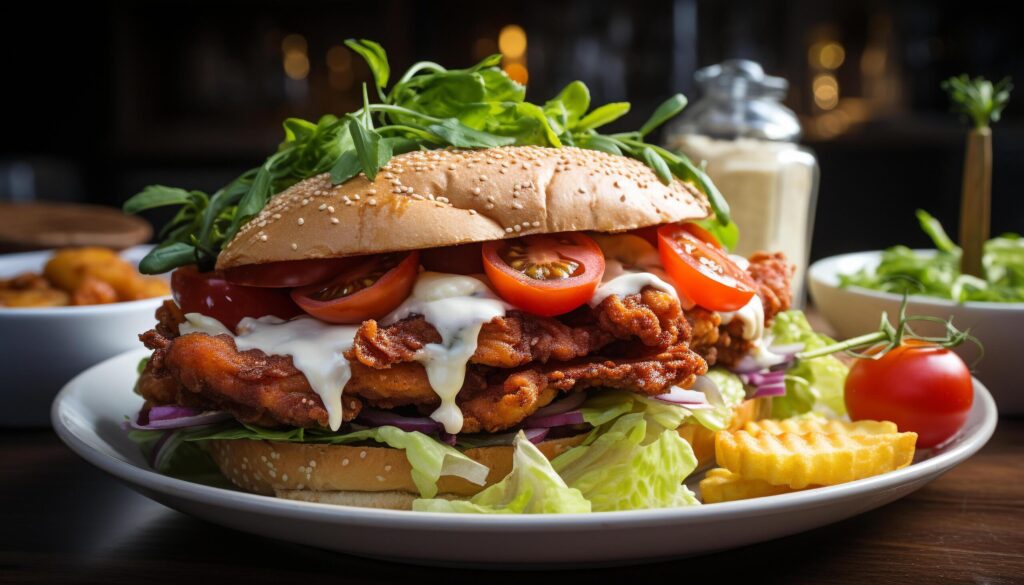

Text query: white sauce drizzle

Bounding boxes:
[589,259,679,306]
[718,294,765,341]
[383,272,510,434]
[180,313,358,431]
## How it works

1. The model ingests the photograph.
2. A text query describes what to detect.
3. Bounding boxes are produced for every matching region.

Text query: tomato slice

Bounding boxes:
[627,225,661,247]
[171,266,302,331]
[481,233,605,317]
[420,242,484,275]
[656,224,755,312]
[223,257,355,288]
[291,252,419,324]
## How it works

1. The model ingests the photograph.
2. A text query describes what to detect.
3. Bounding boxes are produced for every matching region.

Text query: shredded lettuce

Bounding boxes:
[689,368,746,431]
[770,310,849,417]
[552,414,699,511]
[412,431,590,514]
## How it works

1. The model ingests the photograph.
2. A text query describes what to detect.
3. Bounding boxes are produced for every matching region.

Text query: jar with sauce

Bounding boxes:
[666,60,818,304]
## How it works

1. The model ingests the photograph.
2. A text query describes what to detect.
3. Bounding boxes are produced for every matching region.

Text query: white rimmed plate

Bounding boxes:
[53,349,998,569]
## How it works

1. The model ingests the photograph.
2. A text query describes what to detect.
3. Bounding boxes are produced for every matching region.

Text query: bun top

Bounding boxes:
[216,145,710,269]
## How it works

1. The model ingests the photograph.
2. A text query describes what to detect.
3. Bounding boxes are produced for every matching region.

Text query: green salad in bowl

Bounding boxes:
[840,210,1024,303]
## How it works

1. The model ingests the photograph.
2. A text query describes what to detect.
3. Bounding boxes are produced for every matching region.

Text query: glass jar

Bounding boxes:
[666,60,819,305]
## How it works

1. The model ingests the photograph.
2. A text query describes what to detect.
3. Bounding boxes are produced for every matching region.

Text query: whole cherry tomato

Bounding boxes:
[845,339,973,448]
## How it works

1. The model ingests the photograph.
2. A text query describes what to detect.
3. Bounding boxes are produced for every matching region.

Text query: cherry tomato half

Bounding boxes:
[656,224,755,312]
[290,252,419,324]
[420,242,484,275]
[481,233,605,317]
[223,257,355,288]
[171,266,302,331]
[845,339,973,448]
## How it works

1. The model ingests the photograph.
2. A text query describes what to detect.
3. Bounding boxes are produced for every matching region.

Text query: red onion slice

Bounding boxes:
[653,385,710,406]
[131,409,232,431]
[753,382,787,398]
[357,409,443,434]
[147,405,204,422]
[523,428,550,443]
[529,392,586,419]
[523,410,585,428]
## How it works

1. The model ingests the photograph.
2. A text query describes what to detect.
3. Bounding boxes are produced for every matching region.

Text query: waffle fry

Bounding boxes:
[743,418,898,437]
[699,468,804,503]
[715,430,917,489]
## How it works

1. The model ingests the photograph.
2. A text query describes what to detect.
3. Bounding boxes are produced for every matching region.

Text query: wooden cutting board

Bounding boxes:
[0,202,152,252]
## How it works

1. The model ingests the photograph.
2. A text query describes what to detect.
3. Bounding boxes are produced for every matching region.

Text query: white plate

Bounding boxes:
[53,349,998,569]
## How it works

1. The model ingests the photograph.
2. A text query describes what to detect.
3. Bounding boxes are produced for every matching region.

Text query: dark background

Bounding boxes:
[2,0,1022,260]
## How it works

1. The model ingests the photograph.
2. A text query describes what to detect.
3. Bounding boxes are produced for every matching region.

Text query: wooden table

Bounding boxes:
[1,421,1021,583]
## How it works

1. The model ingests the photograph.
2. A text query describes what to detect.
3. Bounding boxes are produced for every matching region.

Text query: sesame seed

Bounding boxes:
[368,199,377,206]
[472,187,482,195]
[302,198,309,205]
[353,194,361,200]
[327,206,334,213]
[341,458,349,466]
[309,460,317,467]
[468,209,477,215]
[360,451,367,459]
[268,470,276,478]
[486,203,495,209]
[376,475,385,482]
[297,218,304,225]
[512,202,523,209]
[384,465,392,472]
[367,189,377,195]
[291,243,298,250]
[505,227,513,233]
[531,221,540,227]
[331,217,339,224]
[318,203,326,210]
[259,234,268,242]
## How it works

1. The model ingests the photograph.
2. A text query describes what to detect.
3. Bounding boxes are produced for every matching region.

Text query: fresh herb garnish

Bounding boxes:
[125,40,727,274]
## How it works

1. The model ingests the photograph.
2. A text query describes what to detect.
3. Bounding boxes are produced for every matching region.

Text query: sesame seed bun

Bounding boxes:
[216,145,711,270]
[205,398,768,510]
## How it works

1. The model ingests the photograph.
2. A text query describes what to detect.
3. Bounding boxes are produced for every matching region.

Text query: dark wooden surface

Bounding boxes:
[2,420,1021,584]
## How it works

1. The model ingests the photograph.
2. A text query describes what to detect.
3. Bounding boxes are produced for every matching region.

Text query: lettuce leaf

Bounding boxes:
[579,390,689,430]
[770,310,849,417]
[412,432,590,514]
[144,422,488,498]
[688,368,746,431]
[552,413,699,511]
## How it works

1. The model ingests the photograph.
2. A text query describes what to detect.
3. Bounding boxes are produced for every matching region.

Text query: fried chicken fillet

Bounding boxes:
[137,252,792,433]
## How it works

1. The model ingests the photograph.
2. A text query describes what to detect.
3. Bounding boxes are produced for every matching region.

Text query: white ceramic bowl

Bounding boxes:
[0,246,166,427]
[809,250,1024,414]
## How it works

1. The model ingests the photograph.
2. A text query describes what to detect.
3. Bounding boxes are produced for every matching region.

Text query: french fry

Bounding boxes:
[716,430,917,489]
[743,418,898,437]
[700,468,804,503]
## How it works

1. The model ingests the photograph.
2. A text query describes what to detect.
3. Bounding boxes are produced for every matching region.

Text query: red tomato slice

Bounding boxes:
[656,224,755,312]
[223,257,355,288]
[481,233,605,317]
[845,339,973,448]
[171,266,301,331]
[627,225,661,247]
[630,223,722,249]
[420,242,484,275]
[290,252,419,324]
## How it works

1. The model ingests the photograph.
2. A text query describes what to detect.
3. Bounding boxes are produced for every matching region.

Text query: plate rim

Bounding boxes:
[52,348,999,532]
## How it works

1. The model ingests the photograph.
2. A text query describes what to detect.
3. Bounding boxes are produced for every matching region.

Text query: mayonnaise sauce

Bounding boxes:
[180,313,358,431]
[383,272,510,434]
[718,294,765,341]
[589,259,679,306]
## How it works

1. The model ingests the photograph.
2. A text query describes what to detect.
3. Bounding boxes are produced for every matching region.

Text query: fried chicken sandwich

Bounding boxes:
[125,41,800,513]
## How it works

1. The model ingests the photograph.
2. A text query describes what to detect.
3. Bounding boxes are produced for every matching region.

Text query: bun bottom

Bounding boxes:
[206,398,770,510]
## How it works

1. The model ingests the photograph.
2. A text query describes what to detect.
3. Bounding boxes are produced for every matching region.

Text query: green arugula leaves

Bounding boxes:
[125,40,729,274]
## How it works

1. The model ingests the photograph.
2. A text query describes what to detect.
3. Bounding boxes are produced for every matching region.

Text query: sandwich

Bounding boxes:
[125,41,825,513]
